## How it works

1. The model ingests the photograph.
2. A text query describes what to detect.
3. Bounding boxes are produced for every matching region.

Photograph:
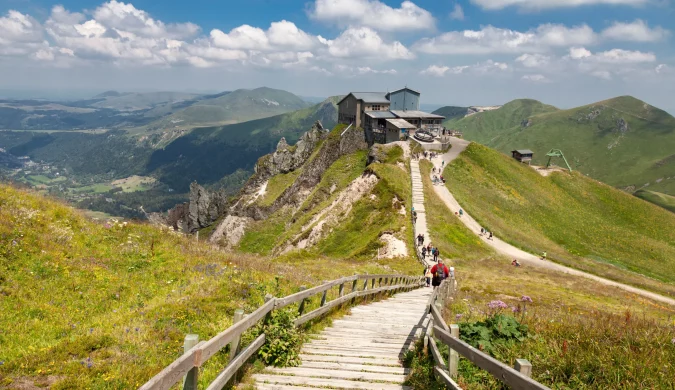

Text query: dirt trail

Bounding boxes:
[428,137,675,306]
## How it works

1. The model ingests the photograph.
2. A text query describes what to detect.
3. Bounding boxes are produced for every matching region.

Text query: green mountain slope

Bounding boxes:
[147,87,310,129]
[445,142,675,297]
[635,189,675,213]
[91,91,201,111]
[457,96,675,197]
[431,106,469,121]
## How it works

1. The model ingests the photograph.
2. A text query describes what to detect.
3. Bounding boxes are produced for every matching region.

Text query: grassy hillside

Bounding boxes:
[453,96,675,199]
[444,143,675,297]
[431,106,469,121]
[146,97,338,191]
[0,183,419,388]
[443,99,558,135]
[147,87,310,129]
[91,91,201,111]
[635,189,675,213]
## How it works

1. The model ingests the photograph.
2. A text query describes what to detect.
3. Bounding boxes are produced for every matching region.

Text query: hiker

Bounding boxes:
[480,227,485,236]
[427,243,432,254]
[425,267,432,287]
[541,251,547,260]
[432,167,436,174]
[459,209,464,217]
[512,259,521,267]
[488,231,493,240]
[440,175,445,183]
[417,234,423,246]
[433,247,440,262]
[412,210,417,224]
[442,161,445,168]
[421,246,427,258]
[431,260,450,288]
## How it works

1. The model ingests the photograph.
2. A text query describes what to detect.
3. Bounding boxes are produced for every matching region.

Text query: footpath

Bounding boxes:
[429,137,675,307]
[410,159,437,268]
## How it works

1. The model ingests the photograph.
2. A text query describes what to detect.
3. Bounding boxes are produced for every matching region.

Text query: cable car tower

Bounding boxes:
[545,149,572,171]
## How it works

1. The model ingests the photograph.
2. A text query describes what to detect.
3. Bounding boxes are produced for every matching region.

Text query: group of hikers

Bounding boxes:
[412,151,440,161]
[479,227,493,240]
[416,234,441,262]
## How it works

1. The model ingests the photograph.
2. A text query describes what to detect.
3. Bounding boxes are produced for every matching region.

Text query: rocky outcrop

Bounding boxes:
[615,118,629,133]
[162,182,229,233]
[521,119,532,128]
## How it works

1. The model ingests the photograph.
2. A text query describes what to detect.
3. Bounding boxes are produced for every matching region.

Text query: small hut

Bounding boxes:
[512,149,534,164]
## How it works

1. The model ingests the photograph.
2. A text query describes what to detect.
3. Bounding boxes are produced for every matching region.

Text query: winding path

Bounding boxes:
[429,137,675,307]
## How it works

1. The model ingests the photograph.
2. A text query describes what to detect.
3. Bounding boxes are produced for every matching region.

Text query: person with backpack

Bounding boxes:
[412,210,417,224]
[433,247,439,262]
[430,260,450,288]
[421,246,427,258]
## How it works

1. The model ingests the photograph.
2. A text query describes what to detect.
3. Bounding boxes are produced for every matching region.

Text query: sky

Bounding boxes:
[0,0,674,111]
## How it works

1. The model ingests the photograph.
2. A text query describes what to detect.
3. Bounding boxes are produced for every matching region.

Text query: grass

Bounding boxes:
[635,189,675,213]
[444,143,675,297]
[451,96,675,201]
[0,183,421,389]
[257,169,302,207]
[444,256,675,389]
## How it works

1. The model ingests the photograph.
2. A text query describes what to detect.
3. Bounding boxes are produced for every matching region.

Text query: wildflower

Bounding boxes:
[672,338,675,345]
[521,295,533,303]
[455,314,463,320]
[0,361,4,365]
[487,300,508,309]
[511,306,521,313]
[135,327,140,332]
[89,328,94,334]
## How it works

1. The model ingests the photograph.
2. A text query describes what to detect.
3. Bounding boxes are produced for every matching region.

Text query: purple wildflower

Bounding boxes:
[671,338,675,345]
[0,361,4,365]
[487,300,508,309]
[135,327,140,332]
[511,306,521,313]
[455,314,463,320]
[89,328,94,333]
[521,295,533,303]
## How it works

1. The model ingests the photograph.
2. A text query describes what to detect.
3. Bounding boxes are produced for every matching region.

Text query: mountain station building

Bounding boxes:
[337,88,445,144]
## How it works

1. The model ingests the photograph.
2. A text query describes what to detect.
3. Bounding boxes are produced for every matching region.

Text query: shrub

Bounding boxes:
[459,314,528,355]
[256,309,302,367]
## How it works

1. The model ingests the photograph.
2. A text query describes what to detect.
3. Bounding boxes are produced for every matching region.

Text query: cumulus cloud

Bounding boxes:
[655,64,670,74]
[515,53,550,68]
[323,27,414,59]
[450,4,465,20]
[601,20,669,42]
[420,60,507,76]
[521,74,548,82]
[470,0,648,10]
[92,0,199,39]
[210,20,318,51]
[0,10,45,56]
[309,0,435,31]
[413,24,596,55]
[568,47,656,63]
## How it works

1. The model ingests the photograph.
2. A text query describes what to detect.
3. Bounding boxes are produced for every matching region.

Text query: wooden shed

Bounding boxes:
[512,149,534,164]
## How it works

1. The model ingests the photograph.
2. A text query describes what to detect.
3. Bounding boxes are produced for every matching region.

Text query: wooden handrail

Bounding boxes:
[423,279,550,390]
[139,273,425,390]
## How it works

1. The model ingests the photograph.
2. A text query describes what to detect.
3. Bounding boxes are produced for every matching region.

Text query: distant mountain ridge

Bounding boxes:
[447,95,675,207]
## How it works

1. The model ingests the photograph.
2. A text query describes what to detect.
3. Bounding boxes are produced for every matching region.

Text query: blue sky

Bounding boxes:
[1,0,674,111]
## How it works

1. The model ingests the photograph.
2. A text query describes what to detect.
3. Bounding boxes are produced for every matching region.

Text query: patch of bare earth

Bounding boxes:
[209,215,252,248]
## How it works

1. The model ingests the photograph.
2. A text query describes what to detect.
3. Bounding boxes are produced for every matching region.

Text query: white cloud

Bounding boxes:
[471,0,648,10]
[324,27,414,59]
[414,23,596,55]
[601,20,669,42]
[93,1,200,39]
[450,4,465,20]
[522,74,548,82]
[655,64,670,74]
[569,47,656,63]
[310,0,435,31]
[515,53,550,68]
[268,21,317,50]
[332,64,398,76]
[420,60,506,76]
[591,70,612,80]
[0,10,45,56]
[210,25,270,50]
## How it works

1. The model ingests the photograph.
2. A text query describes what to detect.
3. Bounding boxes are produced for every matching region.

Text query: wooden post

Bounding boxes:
[338,283,345,297]
[448,324,459,378]
[229,310,244,361]
[320,290,327,307]
[363,279,368,291]
[371,278,376,289]
[378,277,382,287]
[298,286,307,316]
[264,294,274,324]
[514,359,532,378]
[182,334,199,390]
[351,279,358,304]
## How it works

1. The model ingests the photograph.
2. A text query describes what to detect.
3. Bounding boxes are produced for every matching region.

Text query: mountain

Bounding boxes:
[431,106,470,121]
[92,90,128,98]
[90,91,201,111]
[146,87,311,129]
[449,96,675,199]
[635,190,675,213]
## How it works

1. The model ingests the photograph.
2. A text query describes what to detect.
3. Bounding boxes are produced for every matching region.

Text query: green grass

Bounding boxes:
[258,169,302,207]
[0,183,420,389]
[450,96,675,201]
[25,175,66,185]
[71,183,114,193]
[444,143,675,297]
[635,189,675,213]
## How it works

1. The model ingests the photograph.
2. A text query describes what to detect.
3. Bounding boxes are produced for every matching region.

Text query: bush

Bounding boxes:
[459,314,528,355]
[256,309,302,367]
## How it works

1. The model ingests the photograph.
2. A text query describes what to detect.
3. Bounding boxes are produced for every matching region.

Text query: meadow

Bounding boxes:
[0,183,419,389]
[443,143,675,297]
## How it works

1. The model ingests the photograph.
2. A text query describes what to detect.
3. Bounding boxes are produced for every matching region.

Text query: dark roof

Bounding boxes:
[337,92,389,105]
[365,111,397,119]
[390,110,445,119]
[512,149,534,155]
[387,87,420,96]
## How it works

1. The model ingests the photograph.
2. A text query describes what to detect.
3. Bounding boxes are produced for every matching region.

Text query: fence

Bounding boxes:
[422,279,550,390]
[139,273,425,390]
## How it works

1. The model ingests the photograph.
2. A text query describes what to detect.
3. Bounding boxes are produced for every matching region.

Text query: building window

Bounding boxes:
[372,105,381,111]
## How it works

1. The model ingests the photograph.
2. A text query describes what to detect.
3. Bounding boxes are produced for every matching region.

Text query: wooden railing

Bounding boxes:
[423,279,549,390]
[139,273,425,390]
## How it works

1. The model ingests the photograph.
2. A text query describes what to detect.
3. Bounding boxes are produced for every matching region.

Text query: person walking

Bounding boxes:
[433,247,440,262]
[430,260,450,288]
[442,161,445,168]
[459,209,464,217]
[425,267,432,287]
[480,227,484,236]
[427,243,432,255]
[488,231,493,240]
[412,210,417,224]
[541,251,547,260]
[422,246,427,258]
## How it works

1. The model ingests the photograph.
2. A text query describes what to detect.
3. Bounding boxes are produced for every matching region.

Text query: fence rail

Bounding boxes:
[422,279,550,390]
[139,273,425,390]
